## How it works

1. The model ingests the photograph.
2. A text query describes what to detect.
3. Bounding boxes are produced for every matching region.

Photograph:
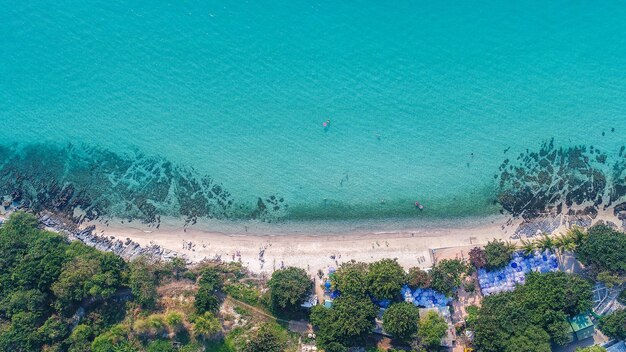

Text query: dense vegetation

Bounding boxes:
[577,225,626,274]
[314,258,467,350]
[598,309,626,340]
[0,212,128,351]
[0,212,302,352]
[473,272,593,352]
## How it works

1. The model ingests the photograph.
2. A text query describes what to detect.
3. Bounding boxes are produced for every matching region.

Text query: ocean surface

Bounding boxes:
[2,1,626,232]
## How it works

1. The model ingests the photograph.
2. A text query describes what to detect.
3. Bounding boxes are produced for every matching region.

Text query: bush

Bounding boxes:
[243,322,288,352]
[224,283,261,305]
[599,309,626,340]
[577,225,626,274]
[192,311,221,339]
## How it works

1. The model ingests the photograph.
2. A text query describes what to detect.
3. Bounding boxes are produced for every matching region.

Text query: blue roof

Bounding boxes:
[401,285,449,308]
[607,341,626,352]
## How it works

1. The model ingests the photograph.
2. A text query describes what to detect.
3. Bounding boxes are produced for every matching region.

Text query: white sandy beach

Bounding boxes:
[95,215,527,276]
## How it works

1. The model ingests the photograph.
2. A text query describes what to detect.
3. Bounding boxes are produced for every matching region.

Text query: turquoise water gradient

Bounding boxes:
[2,1,626,225]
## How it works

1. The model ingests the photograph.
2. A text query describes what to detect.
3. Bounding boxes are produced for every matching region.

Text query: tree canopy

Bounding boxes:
[310,296,377,350]
[382,302,420,341]
[416,311,447,348]
[429,259,468,296]
[0,212,128,351]
[331,261,369,298]
[598,309,626,340]
[468,247,487,269]
[367,259,406,301]
[243,322,287,352]
[267,266,311,312]
[577,225,626,274]
[473,272,593,352]
[194,267,223,314]
[407,267,431,289]
[484,239,515,270]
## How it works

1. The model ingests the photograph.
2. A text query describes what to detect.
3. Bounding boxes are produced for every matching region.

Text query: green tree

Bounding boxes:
[367,259,406,300]
[69,324,94,352]
[417,311,447,347]
[597,271,623,288]
[243,323,287,352]
[407,267,431,289]
[310,296,377,350]
[267,267,311,312]
[0,212,129,351]
[331,261,369,298]
[577,225,626,274]
[194,267,223,314]
[484,239,515,269]
[473,272,592,352]
[382,302,420,341]
[128,256,158,309]
[429,259,467,296]
[598,309,626,340]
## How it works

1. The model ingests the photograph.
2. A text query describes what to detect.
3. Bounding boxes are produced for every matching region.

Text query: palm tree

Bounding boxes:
[565,226,588,249]
[519,239,535,256]
[534,233,554,252]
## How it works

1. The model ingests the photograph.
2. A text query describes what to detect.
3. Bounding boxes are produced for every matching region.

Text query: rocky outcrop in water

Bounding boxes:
[496,140,626,218]
[0,143,287,227]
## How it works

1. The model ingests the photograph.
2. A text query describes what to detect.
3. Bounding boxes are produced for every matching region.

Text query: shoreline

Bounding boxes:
[93,214,521,276]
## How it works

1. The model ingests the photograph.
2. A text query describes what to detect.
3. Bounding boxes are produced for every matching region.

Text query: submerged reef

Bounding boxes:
[496,139,626,218]
[0,143,287,226]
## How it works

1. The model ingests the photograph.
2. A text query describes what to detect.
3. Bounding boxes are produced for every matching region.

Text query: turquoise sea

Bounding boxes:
[2,1,626,231]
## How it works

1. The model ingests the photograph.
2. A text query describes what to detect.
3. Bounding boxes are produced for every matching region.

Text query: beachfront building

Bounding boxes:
[567,314,595,342]
[605,340,626,352]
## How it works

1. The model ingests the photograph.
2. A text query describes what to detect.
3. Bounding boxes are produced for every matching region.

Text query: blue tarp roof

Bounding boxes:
[478,249,559,296]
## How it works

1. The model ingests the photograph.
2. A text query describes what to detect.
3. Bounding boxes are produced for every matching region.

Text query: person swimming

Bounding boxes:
[415,201,424,210]
[323,119,331,131]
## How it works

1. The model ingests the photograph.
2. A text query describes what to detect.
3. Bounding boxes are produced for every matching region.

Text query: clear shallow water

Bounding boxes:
[1,1,626,227]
